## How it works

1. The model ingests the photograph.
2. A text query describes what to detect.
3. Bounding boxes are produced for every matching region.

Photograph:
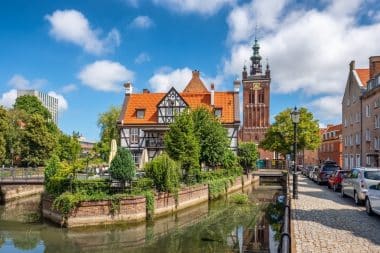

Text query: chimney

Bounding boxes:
[210,83,215,106]
[233,79,241,123]
[192,70,200,78]
[124,82,132,95]
[143,88,150,94]
[369,56,380,79]
[349,60,355,71]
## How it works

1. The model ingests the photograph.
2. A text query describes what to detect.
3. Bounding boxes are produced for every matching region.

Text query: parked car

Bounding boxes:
[313,163,340,185]
[365,183,380,216]
[328,170,350,191]
[309,166,318,180]
[341,167,380,205]
[302,165,313,176]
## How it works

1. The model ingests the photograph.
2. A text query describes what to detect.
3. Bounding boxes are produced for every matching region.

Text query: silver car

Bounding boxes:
[341,167,380,205]
[366,183,380,216]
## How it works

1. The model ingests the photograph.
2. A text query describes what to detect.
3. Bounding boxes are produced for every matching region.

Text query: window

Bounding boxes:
[249,88,255,104]
[346,98,350,106]
[132,152,141,165]
[376,115,379,129]
[366,128,371,141]
[366,104,370,117]
[344,118,347,127]
[366,156,371,166]
[356,154,361,167]
[130,128,139,144]
[214,108,222,118]
[355,133,360,145]
[136,109,145,119]
[355,112,360,123]
[258,90,264,103]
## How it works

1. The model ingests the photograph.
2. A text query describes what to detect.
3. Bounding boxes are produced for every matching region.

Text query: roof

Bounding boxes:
[183,70,209,93]
[121,91,236,125]
[355,68,370,87]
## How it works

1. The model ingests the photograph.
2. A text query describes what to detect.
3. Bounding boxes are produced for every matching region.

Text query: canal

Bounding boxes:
[0,184,284,253]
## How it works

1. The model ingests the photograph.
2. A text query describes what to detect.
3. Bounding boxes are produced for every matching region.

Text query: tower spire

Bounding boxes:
[250,29,262,76]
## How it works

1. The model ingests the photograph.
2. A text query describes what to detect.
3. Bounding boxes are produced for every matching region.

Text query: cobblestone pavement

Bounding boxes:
[292,175,380,253]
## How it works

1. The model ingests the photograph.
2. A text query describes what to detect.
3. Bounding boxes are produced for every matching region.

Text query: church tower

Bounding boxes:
[240,38,272,158]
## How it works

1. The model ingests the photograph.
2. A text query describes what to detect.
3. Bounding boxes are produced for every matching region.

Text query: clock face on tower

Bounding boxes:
[252,82,261,90]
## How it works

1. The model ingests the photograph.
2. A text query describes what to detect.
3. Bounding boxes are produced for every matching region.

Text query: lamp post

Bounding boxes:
[291,107,300,199]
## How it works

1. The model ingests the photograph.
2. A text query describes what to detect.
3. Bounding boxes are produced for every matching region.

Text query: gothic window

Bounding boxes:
[259,90,264,103]
[130,128,139,144]
[157,88,187,123]
[249,88,254,104]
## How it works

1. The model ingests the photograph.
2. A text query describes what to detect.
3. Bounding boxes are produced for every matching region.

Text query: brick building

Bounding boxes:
[239,38,273,161]
[318,124,343,167]
[342,56,380,169]
[118,70,240,168]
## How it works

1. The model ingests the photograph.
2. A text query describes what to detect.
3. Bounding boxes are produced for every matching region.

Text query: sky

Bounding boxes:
[1,0,380,141]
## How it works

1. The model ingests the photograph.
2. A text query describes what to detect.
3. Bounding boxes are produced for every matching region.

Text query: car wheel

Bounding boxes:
[354,192,363,205]
[341,187,346,198]
[366,198,374,216]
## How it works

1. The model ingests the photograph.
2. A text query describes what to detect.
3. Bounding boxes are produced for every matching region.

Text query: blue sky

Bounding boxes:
[1,0,380,141]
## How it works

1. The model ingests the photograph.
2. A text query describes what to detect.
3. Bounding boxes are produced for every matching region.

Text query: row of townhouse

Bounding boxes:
[318,124,343,167]
[342,56,380,169]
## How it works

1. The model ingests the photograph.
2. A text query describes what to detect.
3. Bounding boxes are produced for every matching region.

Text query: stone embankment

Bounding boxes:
[0,185,44,203]
[43,174,258,227]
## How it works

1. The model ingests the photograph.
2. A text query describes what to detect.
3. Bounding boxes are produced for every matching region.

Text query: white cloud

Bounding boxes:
[224,0,380,96]
[47,91,68,112]
[308,95,342,122]
[78,60,134,92]
[134,52,151,64]
[130,16,154,29]
[0,89,17,108]
[8,74,47,90]
[148,67,222,92]
[227,0,288,43]
[45,9,120,55]
[61,84,77,93]
[152,0,235,15]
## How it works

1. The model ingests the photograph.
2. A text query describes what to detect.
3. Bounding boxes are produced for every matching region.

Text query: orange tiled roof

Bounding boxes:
[122,91,235,125]
[183,70,209,93]
[355,68,369,87]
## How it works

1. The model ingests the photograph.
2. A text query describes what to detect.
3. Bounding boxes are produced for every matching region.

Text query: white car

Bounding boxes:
[366,183,380,216]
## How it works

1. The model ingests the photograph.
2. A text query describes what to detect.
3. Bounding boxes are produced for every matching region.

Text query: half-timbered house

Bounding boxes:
[118,70,240,168]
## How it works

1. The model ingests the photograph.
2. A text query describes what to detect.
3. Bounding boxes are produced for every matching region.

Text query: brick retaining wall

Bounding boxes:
[42,174,257,227]
[0,185,44,203]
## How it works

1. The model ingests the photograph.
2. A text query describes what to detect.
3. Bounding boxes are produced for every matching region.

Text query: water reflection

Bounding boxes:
[0,186,282,253]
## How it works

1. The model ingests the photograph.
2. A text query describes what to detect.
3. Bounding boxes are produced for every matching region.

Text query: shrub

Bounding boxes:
[230,193,248,204]
[134,178,154,191]
[145,153,180,193]
[145,190,155,219]
[109,148,136,187]
[72,179,109,195]
[52,192,82,215]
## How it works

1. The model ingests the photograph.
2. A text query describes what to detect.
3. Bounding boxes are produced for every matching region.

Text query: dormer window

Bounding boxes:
[136,109,145,119]
[214,108,222,118]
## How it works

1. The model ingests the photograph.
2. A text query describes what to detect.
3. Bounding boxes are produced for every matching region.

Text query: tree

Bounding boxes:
[20,114,57,166]
[237,142,259,172]
[56,132,81,163]
[14,95,51,121]
[260,107,321,156]
[164,109,200,179]
[96,106,121,161]
[145,153,180,193]
[192,107,230,168]
[109,148,136,187]
[0,107,8,164]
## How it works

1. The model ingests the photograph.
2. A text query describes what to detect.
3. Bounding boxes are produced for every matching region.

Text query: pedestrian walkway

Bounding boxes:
[292,176,380,253]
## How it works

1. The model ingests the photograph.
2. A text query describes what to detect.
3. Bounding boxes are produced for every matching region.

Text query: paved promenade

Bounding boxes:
[292,176,380,253]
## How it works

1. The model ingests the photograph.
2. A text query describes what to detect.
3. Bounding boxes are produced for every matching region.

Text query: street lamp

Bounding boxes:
[291,107,300,199]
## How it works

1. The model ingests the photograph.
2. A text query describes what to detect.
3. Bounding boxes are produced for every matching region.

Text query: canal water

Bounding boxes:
[0,185,283,253]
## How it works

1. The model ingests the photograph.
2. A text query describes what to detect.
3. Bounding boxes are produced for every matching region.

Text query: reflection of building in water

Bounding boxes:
[229,215,270,253]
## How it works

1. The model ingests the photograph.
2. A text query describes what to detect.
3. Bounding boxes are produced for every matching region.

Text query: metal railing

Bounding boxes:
[0,167,44,182]
[279,173,291,253]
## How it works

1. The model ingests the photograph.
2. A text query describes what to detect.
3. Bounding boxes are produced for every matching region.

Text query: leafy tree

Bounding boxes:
[237,142,259,172]
[20,114,57,166]
[164,110,200,179]
[14,95,51,121]
[96,106,121,161]
[192,107,230,168]
[260,107,321,156]
[56,132,81,162]
[145,153,180,193]
[109,148,136,187]
[0,106,8,164]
